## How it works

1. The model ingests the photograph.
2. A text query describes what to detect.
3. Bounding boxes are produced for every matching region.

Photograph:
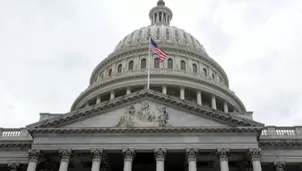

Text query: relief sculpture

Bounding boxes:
[116,101,169,127]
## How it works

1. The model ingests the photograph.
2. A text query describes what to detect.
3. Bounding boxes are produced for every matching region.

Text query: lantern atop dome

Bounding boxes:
[149,0,173,25]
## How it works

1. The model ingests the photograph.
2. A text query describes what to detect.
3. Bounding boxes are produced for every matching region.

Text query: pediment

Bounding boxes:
[27,90,264,129]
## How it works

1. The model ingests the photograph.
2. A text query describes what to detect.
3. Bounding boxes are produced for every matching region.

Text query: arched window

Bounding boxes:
[117,64,122,73]
[203,68,207,77]
[180,60,186,70]
[192,64,197,73]
[108,69,112,76]
[154,58,159,68]
[141,59,146,69]
[168,58,173,69]
[128,61,133,70]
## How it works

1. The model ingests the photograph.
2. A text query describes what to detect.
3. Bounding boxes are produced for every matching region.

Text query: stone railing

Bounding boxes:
[261,126,302,137]
[0,128,31,138]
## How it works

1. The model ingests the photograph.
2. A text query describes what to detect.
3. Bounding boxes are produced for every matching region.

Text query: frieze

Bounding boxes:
[116,101,169,127]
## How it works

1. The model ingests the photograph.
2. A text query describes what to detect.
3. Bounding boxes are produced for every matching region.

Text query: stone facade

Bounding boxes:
[1,0,302,171]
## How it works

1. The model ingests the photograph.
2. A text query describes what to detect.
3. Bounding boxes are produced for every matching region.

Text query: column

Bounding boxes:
[27,149,40,171]
[91,149,103,171]
[59,149,72,171]
[8,163,20,171]
[249,148,262,171]
[274,161,286,171]
[154,148,166,171]
[223,101,228,113]
[197,91,202,105]
[96,96,101,104]
[110,91,115,100]
[217,148,230,171]
[211,95,217,110]
[161,12,164,23]
[186,148,198,171]
[123,149,135,171]
[162,85,167,95]
[156,12,159,23]
[126,87,131,95]
[180,87,185,100]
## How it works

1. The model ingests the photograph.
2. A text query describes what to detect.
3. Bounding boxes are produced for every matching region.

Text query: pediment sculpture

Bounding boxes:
[116,101,169,127]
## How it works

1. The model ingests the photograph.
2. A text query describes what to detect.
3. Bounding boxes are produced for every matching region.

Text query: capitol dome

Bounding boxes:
[71,0,246,115]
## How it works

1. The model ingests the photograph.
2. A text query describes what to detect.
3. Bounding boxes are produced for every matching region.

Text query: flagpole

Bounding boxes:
[147,35,151,90]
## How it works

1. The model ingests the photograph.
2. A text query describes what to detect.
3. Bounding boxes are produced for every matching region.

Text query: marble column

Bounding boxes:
[186,148,198,171]
[249,148,262,171]
[96,96,101,104]
[197,91,202,105]
[180,87,185,100]
[91,149,103,171]
[223,101,228,113]
[27,149,40,171]
[123,149,135,171]
[59,149,72,171]
[154,148,166,171]
[126,87,131,95]
[110,91,115,100]
[8,162,20,171]
[217,148,230,171]
[162,85,167,95]
[211,95,217,110]
[273,161,286,171]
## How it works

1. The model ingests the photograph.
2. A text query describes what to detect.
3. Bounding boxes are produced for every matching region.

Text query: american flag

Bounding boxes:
[151,38,167,63]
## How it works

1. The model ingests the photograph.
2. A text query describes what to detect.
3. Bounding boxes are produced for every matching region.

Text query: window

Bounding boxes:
[141,59,146,69]
[117,64,122,73]
[128,61,133,70]
[192,64,197,73]
[168,58,173,69]
[203,68,207,77]
[108,69,112,76]
[180,60,186,70]
[154,58,159,68]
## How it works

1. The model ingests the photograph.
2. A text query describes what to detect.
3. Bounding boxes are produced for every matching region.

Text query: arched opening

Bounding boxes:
[180,60,186,70]
[192,64,197,73]
[117,64,122,73]
[141,59,146,69]
[203,68,207,77]
[108,69,112,76]
[154,58,159,68]
[168,58,173,69]
[128,61,134,70]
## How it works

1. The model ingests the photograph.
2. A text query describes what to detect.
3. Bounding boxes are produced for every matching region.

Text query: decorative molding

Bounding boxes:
[186,148,198,162]
[29,127,262,135]
[259,140,302,147]
[59,149,73,163]
[217,148,230,161]
[8,162,20,171]
[0,142,32,148]
[154,148,166,161]
[28,149,40,162]
[91,149,103,162]
[116,101,169,127]
[249,148,261,161]
[273,161,286,171]
[123,148,135,162]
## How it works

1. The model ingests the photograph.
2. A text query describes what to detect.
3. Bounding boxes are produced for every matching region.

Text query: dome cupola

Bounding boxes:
[149,0,173,25]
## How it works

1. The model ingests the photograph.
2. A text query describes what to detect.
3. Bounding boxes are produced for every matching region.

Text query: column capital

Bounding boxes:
[28,149,41,163]
[154,148,166,161]
[123,148,135,162]
[186,148,198,162]
[8,162,20,171]
[91,149,103,162]
[59,149,73,163]
[274,161,286,171]
[248,148,261,161]
[217,148,230,161]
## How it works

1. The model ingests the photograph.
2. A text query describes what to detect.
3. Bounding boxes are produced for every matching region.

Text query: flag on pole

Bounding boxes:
[150,38,168,63]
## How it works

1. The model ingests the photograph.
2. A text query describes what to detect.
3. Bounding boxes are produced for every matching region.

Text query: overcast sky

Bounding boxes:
[0,0,302,128]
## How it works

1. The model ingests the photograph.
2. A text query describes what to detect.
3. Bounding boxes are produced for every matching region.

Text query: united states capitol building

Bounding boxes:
[1,1,302,171]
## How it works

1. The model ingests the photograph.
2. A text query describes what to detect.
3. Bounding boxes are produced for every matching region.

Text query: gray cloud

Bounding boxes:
[0,0,302,127]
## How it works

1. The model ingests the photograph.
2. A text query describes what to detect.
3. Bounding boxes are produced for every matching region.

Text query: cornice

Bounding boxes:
[28,127,262,135]
[89,45,229,87]
[259,139,302,147]
[0,141,32,148]
[32,90,261,129]
[73,70,243,111]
